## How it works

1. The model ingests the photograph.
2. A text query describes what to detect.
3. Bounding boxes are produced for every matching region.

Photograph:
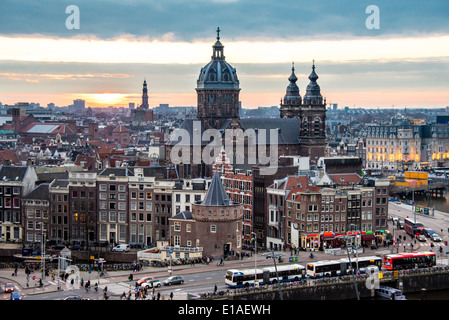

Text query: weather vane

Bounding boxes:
[216,27,220,41]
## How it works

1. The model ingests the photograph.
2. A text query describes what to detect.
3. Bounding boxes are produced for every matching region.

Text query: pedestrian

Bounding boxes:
[214,284,217,295]
[157,292,161,300]
[170,292,173,300]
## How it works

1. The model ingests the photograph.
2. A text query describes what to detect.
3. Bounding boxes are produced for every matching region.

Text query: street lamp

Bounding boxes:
[251,232,258,286]
[262,250,285,300]
[337,235,360,300]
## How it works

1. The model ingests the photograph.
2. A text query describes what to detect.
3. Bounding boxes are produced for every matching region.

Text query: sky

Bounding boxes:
[0,0,448,109]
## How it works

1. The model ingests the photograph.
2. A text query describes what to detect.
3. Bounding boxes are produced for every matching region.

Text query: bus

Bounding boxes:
[225,264,305,288]
[307,256,382,278]
[403,218,424,237]
[347,256,383,273]
[383,252,436,271]
[306,260,343,278]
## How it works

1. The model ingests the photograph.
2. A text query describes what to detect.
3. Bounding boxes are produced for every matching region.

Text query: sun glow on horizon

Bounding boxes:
[78,93,129,106]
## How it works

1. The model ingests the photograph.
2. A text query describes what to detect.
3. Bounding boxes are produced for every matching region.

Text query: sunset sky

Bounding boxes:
[0,0,448,109]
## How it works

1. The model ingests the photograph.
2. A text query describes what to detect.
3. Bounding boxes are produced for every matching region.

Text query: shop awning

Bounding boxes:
[362,234,376,241]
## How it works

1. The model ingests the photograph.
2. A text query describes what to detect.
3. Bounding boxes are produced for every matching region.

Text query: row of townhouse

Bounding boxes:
[20,166,210,249]
[266,175,390,251]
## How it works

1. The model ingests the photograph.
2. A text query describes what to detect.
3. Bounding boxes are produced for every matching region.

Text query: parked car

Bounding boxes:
[416,234,427,242]
[423,228,435,238]
[63,295,90,300]
[136,276,154,286]
[430,234,442,242]
[10,292,22,300]
[141,279,161,288]
[70,244,82,251]
[4,283,14,293]
[52,244,66,250]
[163,275,184,286]
[112,244,130,252]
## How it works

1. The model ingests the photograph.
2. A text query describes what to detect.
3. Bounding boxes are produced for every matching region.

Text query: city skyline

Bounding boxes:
[0,0,448,109]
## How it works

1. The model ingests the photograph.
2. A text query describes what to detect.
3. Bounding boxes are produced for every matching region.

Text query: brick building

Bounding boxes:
[169,171,243,258]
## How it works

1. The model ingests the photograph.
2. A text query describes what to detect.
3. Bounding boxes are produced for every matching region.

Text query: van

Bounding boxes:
[112,244,130,252]
[423,228,435,238]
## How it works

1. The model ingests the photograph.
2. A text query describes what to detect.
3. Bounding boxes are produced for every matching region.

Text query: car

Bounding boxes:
[70,244,82,251]
[63,295,90,300]
[398,221,404,230]
[4,283,15,293]
[391,216,399,222]
[431,234,442,242]
[136,276,154,286]
[10,292,22,300]
[52,244,66,250]
[141,279,161,288]
[417,234,427,242]
[163,275,184,286]
[112,244,130,252]
[423,228,435,238]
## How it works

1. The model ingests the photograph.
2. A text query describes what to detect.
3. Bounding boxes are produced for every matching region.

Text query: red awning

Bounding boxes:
[362,234,376,241]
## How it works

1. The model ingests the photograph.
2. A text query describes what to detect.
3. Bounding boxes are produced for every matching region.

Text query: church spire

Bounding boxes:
[212,27,224,60]
[304,60,322,103]
[284,61,300,100]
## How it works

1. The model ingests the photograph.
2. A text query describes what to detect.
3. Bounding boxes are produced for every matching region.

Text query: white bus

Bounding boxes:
[307,256,382,278]
[306,260,342,278]
[225,264,305,288]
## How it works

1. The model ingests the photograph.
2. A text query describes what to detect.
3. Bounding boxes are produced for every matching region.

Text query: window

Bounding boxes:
[174,222,181,232]
[210,225,217,233]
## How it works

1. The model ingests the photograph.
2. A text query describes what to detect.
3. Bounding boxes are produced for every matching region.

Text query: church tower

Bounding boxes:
[196,28,240,130]
[280,62,302,118]
[299,61,326,161]
[140,80,149,109]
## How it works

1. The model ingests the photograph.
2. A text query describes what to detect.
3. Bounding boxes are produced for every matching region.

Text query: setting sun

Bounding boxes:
[82,93,129,107]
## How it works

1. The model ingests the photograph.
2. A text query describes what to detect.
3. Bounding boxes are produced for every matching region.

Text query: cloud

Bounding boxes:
[0,0,448,41]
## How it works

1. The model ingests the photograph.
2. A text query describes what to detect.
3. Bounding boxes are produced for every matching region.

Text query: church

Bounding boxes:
[165,28,327,179]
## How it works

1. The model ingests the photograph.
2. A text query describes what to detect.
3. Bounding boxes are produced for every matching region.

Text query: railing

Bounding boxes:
[160,246,203,253]
[137,252,161,259]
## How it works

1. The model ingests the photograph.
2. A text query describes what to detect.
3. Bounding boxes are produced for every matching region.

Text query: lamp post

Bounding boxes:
[337,235,360,300]
[251,232,258,286]
[262,251,285,300]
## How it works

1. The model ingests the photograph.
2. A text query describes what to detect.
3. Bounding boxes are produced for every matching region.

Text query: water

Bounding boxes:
[409,188,449,214]
[406,289,449,300]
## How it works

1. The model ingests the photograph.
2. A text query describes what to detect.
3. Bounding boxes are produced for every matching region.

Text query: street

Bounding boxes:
[388,201,449,253]
[2,201,449,301]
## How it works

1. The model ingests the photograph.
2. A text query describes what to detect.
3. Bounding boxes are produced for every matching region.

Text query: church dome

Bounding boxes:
[197,28,240,90]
